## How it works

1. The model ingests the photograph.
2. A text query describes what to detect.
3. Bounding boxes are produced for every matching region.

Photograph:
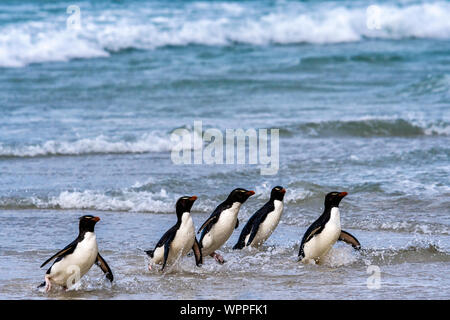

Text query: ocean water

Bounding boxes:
[0,0,449,299]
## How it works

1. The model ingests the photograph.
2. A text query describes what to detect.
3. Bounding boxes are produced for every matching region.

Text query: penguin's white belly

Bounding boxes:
[202,203,240,256]
[249,201,283,247]
[49,232,98,287]
[152,213,195,266]
[303,208,341,262]
[171,214,195,260]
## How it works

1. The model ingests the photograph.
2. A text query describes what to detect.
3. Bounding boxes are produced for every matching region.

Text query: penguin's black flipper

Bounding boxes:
[197,213,220,235]
[161,240,171,271]
[339,230,361,250]
[198,214,220,245]
[40,239,78,268]
[160,229,178,271]
[235,219,239,229]
[148,224,177,256]
[233,215,257,250]
[234,201,274,250]
[37,281,46,288]
[197,201,233,235]
[96,253,114,282]
[246,219,262,247]
[298,223,323,260]
[246,204,275,247]
[192,237,203,266]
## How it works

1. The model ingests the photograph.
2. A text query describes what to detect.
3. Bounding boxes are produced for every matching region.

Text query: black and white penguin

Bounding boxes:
[198,188,255,264]
[233,186,286,250]
[298,191,361,264]
[38,215,113,292]
[145,196,202,271]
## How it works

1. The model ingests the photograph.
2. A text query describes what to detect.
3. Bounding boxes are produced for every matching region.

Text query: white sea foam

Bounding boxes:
[423,122,450,136]
[131,177,156,189]
[253,182,313,204]
[0,24,109,67]
[2,2,450,67]
[321,245,359,267]
[26,187,214,213]
[0,131,202,157]
[32,189,174,213]
[346,219,450,235]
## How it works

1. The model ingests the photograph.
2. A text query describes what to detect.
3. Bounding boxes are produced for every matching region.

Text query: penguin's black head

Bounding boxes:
[227,188,255,204]
[79,215,100,232]
[176,195,197,216]
[324,191,348,208]
[270,186,286,201]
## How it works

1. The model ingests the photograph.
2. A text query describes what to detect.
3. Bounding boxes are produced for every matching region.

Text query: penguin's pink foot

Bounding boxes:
[148,264,152,271]
[210,252,225,264]
[44,276,52,293]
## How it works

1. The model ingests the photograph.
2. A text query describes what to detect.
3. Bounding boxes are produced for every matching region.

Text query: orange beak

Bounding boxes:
[92,216,100,222]
[339,192,348,197]
[281,188,286,194]
[189,196,198,201]
[247,190,255,196]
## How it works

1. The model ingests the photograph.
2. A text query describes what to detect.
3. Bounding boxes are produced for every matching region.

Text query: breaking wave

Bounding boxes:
[0,130,203,158]
[0,189,174,213]
[0,189,214,213]
[345,219,450,236]
[281,119,450,137]
[0,183,214,213]
[2,1,450,67]
[0,134,171,158]
[365,242,450,265]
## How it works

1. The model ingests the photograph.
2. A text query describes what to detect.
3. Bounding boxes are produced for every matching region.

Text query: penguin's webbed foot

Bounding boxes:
[210,252,225,264]
[44,276,52,293]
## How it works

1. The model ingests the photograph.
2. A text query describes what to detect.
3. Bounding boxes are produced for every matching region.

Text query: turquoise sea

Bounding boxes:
[0,0,449,299]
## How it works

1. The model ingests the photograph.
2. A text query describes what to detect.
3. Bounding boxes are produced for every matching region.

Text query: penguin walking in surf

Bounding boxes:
[38,215,113,292]
[298,191,361,264]
[146,196,202,271]
[233,186,286,250]
[198,188,255,264]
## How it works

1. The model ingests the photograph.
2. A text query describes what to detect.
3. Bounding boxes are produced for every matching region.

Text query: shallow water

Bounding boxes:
[1,209,449,299]
[0,0,449,299]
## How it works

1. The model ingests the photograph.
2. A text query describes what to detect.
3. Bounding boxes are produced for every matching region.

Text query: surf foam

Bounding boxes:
[0,131,202,158]
[2,1,450,67]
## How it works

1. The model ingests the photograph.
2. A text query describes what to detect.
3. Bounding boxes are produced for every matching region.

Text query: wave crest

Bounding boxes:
[0,187,215,213]
[0,131,192,158]
[281,119,449,137]
[2,2,450,67]
[366,242,449,265]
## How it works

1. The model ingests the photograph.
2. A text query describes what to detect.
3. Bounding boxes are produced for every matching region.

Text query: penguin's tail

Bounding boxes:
[145,250,154,258]
[37,281,46,288]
